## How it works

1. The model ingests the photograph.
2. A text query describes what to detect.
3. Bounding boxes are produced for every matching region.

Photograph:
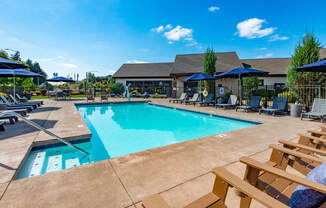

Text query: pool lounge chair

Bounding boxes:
[169,93,187,103]
[199,94,215,106]
[235,95,261,112]
[184,93,199,105]
[86,92,95,102]
[301,98,326,122]
[3,95,37,109]
[0,96,34,111]
[9,94,42,107]
[215,95,237,109]
[100,92,108,102]
[0,121,5,131]
[259,97,288,116]
[0,115,18,124]
[16,93,44,105]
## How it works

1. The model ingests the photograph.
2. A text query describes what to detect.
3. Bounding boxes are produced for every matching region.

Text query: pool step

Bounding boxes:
[29,151,46,177]
[65,158,81,169]
[46,155,63,173]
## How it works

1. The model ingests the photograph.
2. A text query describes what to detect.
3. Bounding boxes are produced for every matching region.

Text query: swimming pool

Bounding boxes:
[77,102,258,160]
[17,102,258,179]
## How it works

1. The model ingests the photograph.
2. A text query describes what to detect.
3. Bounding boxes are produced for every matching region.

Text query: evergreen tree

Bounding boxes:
[0,50,9,59]
[287,32,323,86]
[10,51,21,61]
[203,47,217,94]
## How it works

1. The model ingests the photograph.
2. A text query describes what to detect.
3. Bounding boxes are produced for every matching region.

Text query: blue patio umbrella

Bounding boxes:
[0,57,28,69]
[294,59,326,72]
[182,72,215,82]
[0,68,42,96]
[216,67,269,103]
[46,76,75,83]
[182,72,216,98]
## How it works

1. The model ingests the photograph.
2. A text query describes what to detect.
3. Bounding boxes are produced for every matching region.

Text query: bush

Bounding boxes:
[40,89,47,96]
[110,83,124,94]
[254,89,275,100]
[35,91,41,96]
[71,91,80,95]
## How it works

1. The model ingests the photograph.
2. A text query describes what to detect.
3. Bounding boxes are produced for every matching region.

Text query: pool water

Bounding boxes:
[77,102,258,159]
[17,102,258,179]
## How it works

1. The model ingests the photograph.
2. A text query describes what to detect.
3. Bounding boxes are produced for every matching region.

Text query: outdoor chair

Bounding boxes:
[0,115,18,124]
[9,94,42,107]
[0,103,27,116]
[215,95,237,109]
[15,93,28,102]
[100,92,108,102]
[86,92,95,102]
[301,98,326,122]
[199,94,215,106]
[169,93,187,103]
[259,97,288,116]
[0,95,34,111]
[0,121,5,131]
[5,95,38,109]
[235,96,261,112]
[140,92,150,99]
[184,93,199,105]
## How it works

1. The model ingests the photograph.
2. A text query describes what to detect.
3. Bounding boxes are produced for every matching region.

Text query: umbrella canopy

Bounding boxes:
[182,72,216,82]
[0,57,28,69]
[215,67,268,103]
[215,67,268,78]
[0,68,42,96]
[294,59,326,72]
[46,76,75,83]
[0,68,41,77]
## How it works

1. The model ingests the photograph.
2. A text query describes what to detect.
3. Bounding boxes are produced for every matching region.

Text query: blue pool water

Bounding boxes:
[17,102,258,179]
[77,102,258,160]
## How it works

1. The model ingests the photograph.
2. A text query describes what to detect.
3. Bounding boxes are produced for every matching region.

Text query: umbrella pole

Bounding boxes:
[13,75,15,98]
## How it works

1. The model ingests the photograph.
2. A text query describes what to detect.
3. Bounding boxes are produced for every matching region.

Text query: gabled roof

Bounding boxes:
[113,62,174,78]
[241,58,291,75]
[170,52,242,75]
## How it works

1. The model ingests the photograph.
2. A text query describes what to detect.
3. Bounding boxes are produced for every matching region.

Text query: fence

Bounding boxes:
[0,86,24,96]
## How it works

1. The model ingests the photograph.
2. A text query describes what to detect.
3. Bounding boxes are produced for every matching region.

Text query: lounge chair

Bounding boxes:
[0,103,27,116]
[259,97,288,116]
[215,95,237,109]
[235,96,261,112]
[140,92,150,99]
[169,93,187,103]
[9,94,42,107]
[86,92,95,102]
[199,94,215,106]
[184,93,199,105]
[0,115,18,124]
[100,92,108,102]
[0,121,5,131]
[301,98,326,122]
[0,96,34,111]
[16,93,44,105]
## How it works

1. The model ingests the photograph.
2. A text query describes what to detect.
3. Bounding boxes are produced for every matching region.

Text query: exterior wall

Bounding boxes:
[259,76,287,86]
[115,78,172,86]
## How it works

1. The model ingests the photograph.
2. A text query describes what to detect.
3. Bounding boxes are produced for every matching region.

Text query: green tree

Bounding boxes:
[287,32,323,86]
[286,32,325,107]
[26,59,47,85]
[203,47,217,94]
[0,50,9,59]
[10,51,21,61]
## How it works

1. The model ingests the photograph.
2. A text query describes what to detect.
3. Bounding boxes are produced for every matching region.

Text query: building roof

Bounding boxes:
[170,52,242,75]
[241,58,291,75]
[113,62,174,78]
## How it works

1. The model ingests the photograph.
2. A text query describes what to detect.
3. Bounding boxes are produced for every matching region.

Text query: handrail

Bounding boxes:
[0,111,90,158]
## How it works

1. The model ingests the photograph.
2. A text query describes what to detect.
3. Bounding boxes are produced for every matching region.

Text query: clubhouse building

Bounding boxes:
[113,49,326,97]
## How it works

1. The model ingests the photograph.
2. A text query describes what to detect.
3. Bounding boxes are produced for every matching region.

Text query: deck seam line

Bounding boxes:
[107,160,136,207]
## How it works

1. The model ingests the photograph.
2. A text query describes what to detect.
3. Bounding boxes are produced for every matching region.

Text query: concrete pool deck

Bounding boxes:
[0,98,321,208]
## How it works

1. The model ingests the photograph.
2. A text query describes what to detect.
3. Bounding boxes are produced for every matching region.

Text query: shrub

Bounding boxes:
[71,91,80,95]
[35,91,41,96]
[40,89,47,96]
[110,82,124,94]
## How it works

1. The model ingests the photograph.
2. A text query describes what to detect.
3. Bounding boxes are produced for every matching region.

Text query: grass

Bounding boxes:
[31,94,86,100]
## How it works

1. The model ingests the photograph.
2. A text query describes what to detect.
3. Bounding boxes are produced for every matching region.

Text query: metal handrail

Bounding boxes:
[0,111,90,158]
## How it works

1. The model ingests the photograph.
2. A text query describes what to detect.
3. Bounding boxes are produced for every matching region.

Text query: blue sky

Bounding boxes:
[0,0,326,79]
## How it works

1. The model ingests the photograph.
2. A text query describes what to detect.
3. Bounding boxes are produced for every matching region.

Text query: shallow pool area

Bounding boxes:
[77,102,258,159]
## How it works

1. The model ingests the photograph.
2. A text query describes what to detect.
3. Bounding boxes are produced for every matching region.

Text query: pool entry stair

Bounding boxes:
[0,111,91,159]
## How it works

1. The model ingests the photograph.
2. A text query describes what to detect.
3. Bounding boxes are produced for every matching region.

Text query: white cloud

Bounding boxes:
[127,60,149,64]
[151,25,165,33]
[165,24,172,30]
[208,6,220,12]
[108,70,116,75]
[57,63,78,68]
[256,53,273,58]
[259,47,267,50]
[236,18,276,39]
[268,34,289,42]
[164,25,193,41]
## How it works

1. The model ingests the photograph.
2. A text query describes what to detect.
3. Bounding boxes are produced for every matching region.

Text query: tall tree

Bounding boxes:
[287,32,323,86]
[203,47,217,93]
[0,50,9,59]
[10,51,21,61]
